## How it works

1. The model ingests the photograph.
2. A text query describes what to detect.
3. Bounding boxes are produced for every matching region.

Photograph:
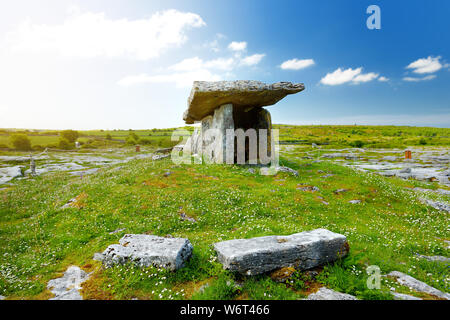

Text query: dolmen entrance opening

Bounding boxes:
[182,80,304,164]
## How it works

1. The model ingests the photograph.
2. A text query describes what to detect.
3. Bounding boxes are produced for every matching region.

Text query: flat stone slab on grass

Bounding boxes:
[213,228,348,275]
[306,287,357,300]
[388,271,450,300]
[183,80,304,123]
[47,266,90,300]
[102,234,193,271]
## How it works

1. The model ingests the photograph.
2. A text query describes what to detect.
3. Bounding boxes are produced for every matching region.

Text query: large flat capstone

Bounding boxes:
[101,234,193,270]
[213,228,349,275]
[183,80,304,124]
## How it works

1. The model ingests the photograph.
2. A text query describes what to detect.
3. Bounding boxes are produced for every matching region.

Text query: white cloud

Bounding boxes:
[378,76,389,82]
[320,67,381,85]
[403,75,436,82]
[228,41,247,51]
[117,69,221,88]
[406,56,442,74]
[240,53,265,66]
[169,57,234,71]
[352,72,379,84]
[6,8,205,60]
[280,58,315,70]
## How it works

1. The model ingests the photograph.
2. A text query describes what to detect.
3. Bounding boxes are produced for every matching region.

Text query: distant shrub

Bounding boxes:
[105,133,112,140]
[350,140,365,148]
[419,138,427,145]
[58,138,73,150]
[10,134,32,150]
[60,130,79,143]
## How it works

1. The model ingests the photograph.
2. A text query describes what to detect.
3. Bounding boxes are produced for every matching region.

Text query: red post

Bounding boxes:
[136,145,140,152]
[405,150,411,159]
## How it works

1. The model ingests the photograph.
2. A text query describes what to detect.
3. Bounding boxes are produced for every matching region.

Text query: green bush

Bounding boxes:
[60,130,79,143]
[350,140,365,148]
[58,138,73,150]
[419,138,427,145]
[10,134,32,150]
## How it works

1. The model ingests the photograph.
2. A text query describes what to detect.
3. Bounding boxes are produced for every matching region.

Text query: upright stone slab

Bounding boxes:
[213,229,349,275]
[101,234,193,271]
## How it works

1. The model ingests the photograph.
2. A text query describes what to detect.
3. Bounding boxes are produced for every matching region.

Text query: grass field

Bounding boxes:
[0,150,448,300]
[1,125,449,150]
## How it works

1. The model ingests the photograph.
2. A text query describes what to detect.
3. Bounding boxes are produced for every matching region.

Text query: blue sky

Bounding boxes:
[0,0,449,129]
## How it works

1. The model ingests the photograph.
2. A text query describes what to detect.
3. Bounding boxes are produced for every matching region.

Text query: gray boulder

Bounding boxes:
[213,228,348,275]
[306,287,357,300]
[102,234,193,270]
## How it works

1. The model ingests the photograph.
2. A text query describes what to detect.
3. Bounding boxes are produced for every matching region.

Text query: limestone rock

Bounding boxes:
[306,287,357,300]
[213,228,349,276]
[47,266,90,300]
[416,254,450,263]
[349,200,362,204]
[388,271,450,300]
[0,295,5,300]
[390,291,422,300]
[183,80,304,124]
[102,234,193,270]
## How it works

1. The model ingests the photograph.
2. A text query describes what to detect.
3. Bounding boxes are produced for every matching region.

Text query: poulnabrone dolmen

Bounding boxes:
[182,80,305,164]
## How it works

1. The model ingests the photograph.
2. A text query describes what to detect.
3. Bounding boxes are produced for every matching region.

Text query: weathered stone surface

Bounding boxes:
[388,271,450,300]
[390,291,422,300]
[183,81,304,124]
[47,266,89,300]
[416,254,450,263]
[306,287,357,300]
[349,200,362,204]
[213,228,349,275]
[102,234,193,270]
[420,198,450,213]
[0,295,5,300]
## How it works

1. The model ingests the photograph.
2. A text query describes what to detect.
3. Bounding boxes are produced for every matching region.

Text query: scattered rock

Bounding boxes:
[180,212,197,223]
[420,198,450,213]
[152,154,170,161]
[334,188,349,194]
[247,168,255,174]
[102,234,193,270]
[390,291,422,300]
[109,228,125,235]
[0,295,5,300]
[387,271,450,300]
[276,166,299,176]
[399,167,412,173]
[348,200,362,204]
[321,174,334,178]
[306,287,357,300]
[416,254,450,263]
[47,266,90,300]
[163,171,172,177]
[93,252,104,261]
[213,229,349,276]
[296,185,319,192]
[61,192,88,209]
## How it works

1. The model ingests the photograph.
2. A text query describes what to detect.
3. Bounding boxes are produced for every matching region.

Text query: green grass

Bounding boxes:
[0,153,448,300]
[1,125,449,150]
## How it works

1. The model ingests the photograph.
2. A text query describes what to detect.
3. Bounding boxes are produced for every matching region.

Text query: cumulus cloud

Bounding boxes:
[352,72,379,84]
[378,76,389,82]
[228,41,247,51]
[6,8,205,60]
[280,58,315,70]
[403,75,436,82]
[240,53,265,66]
[320,67,382,85]
[406,56,442,74]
